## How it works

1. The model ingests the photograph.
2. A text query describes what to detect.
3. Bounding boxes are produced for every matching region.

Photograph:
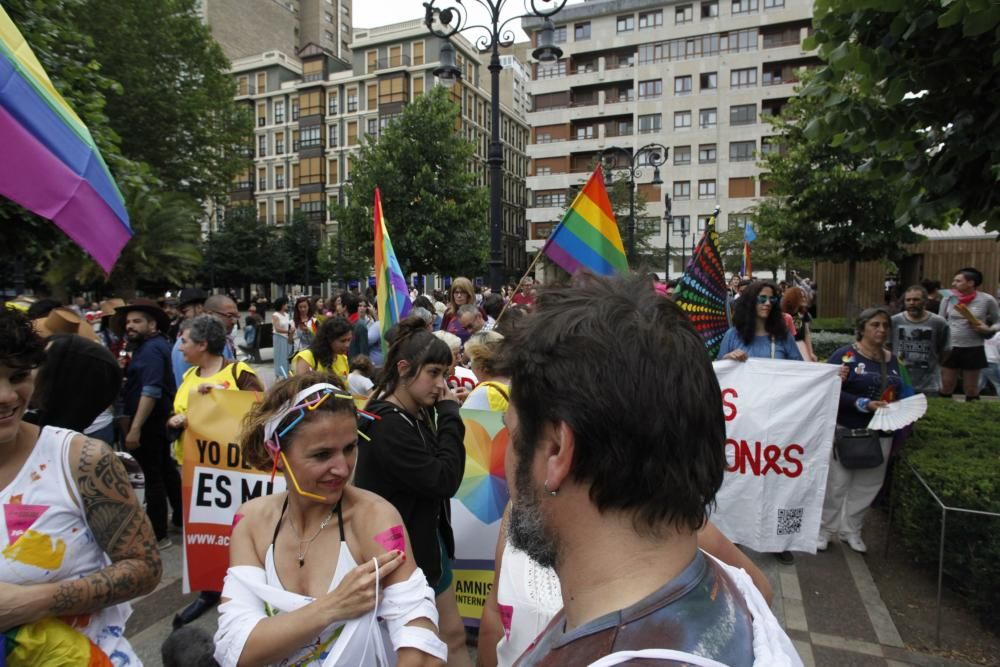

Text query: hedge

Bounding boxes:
[892,399,1000,625]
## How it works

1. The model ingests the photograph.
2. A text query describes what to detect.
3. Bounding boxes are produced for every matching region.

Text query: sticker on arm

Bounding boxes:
[374,524,406,554]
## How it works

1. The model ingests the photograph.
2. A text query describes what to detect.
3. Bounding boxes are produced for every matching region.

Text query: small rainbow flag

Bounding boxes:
[542,166,628,276]
[740,220,756,277]
[373,188,412,357]
[0,7,132,272]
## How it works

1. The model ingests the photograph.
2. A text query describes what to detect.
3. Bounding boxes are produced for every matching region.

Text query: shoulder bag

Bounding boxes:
[833,351,887,469]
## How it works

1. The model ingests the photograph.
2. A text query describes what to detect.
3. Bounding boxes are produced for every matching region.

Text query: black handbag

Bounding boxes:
[834,350,887,469]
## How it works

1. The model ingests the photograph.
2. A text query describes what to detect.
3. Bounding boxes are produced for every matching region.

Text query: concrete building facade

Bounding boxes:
[226,19,531,282]
[522,0,818,275]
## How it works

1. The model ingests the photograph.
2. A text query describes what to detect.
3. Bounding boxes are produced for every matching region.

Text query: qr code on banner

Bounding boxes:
[777,508,804,536]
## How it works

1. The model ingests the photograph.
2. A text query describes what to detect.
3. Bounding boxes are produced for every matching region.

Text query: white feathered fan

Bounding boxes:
[868,393,928,431]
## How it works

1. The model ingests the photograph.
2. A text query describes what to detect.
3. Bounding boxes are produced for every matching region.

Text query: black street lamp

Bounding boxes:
[663,193,672,278]
[677,215,690,271]
[425,0,567,291]
[599,143,668,265]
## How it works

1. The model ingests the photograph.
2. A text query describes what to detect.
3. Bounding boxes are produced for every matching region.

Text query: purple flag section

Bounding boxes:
[0,106,131,272]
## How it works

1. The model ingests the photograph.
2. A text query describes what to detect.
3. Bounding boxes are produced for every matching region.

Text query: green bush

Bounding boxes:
[811,317,852,333]
[892,399,1000,625]
[811,330,854,361]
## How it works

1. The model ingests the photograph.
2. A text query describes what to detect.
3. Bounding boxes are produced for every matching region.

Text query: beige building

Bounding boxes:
[199,0,353,62]
[226,19,531,281]
[522,0,818,275]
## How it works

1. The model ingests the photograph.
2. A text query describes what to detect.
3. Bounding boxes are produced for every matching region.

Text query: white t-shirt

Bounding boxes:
[348,372,375,396]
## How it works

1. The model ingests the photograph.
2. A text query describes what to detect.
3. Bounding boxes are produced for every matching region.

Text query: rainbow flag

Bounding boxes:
[0,7,132,272]
[675,212,729,357]
[373,188,412,357]
[542,166,628,276]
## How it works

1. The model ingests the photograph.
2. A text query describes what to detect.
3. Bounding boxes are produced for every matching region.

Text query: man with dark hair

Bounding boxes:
[921,278,943,314]
[503,273,798,666]
[940,267,1000,400]
[891,285,949,395]
[116,299,179,549]
[342,291,370,358]
[457,303,494,335]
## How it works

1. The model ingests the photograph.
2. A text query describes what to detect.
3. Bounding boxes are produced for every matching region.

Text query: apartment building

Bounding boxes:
[227,19,531,280]
[199,0,353,62]
[522,0,818,275]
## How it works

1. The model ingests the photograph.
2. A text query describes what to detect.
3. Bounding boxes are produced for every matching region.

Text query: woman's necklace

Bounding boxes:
[854,341,882,360]
[288,501,339,568]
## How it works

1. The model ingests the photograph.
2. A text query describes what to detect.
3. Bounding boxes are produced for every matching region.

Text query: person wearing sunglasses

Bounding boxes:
[718,281,803,363]
[214,373,447,666]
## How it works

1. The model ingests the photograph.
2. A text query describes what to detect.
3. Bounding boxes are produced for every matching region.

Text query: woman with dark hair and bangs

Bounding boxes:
[354,316,471,667]
[292,315,353,383]
[718,280,803,362]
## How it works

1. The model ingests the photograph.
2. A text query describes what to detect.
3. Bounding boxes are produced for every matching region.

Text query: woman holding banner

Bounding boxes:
[214,373,447,666]
[292,316,353,385]
[718,281,803,362]
[355,317,471,667]
[820,307,912,554]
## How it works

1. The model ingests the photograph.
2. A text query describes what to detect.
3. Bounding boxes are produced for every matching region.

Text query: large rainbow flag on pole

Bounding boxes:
[542,166,628,276]
[373,188,412,357]
[0,7,132,272]
[674,209,729,357]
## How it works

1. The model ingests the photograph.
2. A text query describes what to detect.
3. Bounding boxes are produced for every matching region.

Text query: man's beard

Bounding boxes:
[907,306,924,317]
[508,436,559,568]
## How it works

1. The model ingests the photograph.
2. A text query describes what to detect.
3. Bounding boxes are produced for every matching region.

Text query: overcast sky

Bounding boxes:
[355,0,586,43]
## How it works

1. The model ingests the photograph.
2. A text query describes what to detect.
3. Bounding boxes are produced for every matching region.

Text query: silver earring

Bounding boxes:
[543,480,558,496]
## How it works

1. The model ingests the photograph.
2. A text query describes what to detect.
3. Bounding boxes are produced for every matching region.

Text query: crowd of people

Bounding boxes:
[0,264,996,666]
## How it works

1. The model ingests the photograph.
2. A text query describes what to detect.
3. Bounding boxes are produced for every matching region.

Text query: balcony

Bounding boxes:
[376,55,410,70]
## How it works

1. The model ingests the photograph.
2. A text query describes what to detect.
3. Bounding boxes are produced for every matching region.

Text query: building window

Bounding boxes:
[257,103,266,127]
[347,89,358,112]
[366,117,378,136]
[258,168,267,191]
[412,40,425,65]
[328,92,338,114]
[732,0,758,14]
[275,132,285,154]
[328,125,338,147]
[638,10,662,28]
[274,100,285,124]
[299,125,322,149]
[730,103,757,125]
[638,113,661,134]
[731,67,758,88]
[702,0,719,17]
[725,28,758,52]
[256,72,266,93]
[535,191,568,207]
[325,30,334,42]
[553,25,567,43]
[574,22,590,40]
[616,15,634,32]
[575,125,595,140]
[729,177,755,197]
[700,72,718,90]
[637,43,665,64]
[257,134,267,157]
[275,165,285,189]
[347,121,358,145]
[638,79,662,99]
[674,75,692,95]
[291,99,299,120]
[536,60,567,79]
[327,159,338,184]
[698,179,717,199]
[761,136,782,155]
[413,76,424,98]
[699,107,717,127]
[764,0,784,6]
[674,145,691,165]
[300,90,322,117]
[325,11,333,23]
[367,83,377,110]
[675,4,693,23]
[673,181,691,200]
[367,50,377,73]
[730,140,756,161]
[699,143,717,164]
[674,110,692,129]
[379,76,407,105]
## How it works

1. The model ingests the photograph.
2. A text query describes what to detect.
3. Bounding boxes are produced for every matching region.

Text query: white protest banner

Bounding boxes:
[181,390,285,593]
[711,359,841,553]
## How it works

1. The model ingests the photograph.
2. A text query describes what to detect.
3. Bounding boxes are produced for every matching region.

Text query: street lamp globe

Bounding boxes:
[433,41,462,87]
[532,18,563,63]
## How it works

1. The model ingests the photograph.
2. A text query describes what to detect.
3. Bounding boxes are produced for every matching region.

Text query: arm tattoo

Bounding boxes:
[49,438,162,616]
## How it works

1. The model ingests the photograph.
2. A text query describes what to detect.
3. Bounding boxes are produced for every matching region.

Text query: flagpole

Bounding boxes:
[494,250,545,326]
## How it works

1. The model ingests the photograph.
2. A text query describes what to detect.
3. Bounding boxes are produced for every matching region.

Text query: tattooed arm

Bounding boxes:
[0,436,162,630]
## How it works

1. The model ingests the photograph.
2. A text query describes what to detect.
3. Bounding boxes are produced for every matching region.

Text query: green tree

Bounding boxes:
[73,0,252,204]
[333,86,488,277]
[756,73,921,317]
[317,228,370,287]
[802,0,1000,229]
[202,205,285,290]
[280,213,322,289]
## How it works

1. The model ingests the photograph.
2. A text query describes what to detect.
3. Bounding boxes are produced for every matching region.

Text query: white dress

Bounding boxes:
[0,427,140,666]
[495,541,563,667]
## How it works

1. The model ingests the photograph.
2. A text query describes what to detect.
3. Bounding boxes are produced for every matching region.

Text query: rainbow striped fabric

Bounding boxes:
[0,7,132,272]
[542,166,628,276]
[373,188,411,357]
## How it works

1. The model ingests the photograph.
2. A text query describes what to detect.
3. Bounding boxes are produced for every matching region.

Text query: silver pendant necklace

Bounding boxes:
[289,501,339,568]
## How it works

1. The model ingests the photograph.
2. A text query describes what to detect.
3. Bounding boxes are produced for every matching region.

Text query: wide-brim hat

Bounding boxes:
[177,288,208,308]
[114,298,171,336]
[99,298,126,318]
[32,307,100,342]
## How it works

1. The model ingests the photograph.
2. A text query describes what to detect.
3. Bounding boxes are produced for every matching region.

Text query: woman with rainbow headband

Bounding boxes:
[292,316,353,385]
[214,373,446,666]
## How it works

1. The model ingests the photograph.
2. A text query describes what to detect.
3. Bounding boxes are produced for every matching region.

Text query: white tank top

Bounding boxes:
[495,541,563,667]
[0,426,139,665]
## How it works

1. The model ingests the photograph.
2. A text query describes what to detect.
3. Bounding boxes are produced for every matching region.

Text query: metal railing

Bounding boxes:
[885,457,1000,645]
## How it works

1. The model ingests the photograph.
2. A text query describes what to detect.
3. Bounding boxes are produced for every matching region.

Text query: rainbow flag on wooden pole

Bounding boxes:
[373,188,412,357]
[0,7,132,272]
[542,166,628,276]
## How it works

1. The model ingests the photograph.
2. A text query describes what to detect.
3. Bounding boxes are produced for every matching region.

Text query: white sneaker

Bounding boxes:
[842,533,867,553]
[157,537,173,550]
[816,532,830,551]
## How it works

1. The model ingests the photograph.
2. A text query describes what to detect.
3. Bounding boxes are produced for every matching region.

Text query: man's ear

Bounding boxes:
[542,421,575,492]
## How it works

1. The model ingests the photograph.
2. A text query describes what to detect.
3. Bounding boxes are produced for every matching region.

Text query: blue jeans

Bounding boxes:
[981,362,1000,393]
[244,325,256,347]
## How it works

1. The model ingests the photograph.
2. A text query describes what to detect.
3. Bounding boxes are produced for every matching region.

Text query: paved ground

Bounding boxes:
[123,342,986,665]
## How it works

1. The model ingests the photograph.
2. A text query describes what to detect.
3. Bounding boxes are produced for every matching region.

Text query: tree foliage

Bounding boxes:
[203,205,285,289]
[333,86,488,277]
[755,72,922,315]
[802,0,1000,229]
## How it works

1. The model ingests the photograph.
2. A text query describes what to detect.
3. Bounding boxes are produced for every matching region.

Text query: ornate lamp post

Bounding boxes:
[663,193,672,278]
[677,215,690,271]
[425,0,567,291]
[599,143,668,265]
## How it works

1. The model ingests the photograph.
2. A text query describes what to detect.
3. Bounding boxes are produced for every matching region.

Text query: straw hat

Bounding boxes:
[114,298,171,336]
[32,307,100,342]
[99,298,126,318]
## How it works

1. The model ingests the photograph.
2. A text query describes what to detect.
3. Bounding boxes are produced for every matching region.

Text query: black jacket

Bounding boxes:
[355,399,466,587]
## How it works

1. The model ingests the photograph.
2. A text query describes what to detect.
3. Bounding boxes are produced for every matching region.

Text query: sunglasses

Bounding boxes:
[756,296,780,305]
